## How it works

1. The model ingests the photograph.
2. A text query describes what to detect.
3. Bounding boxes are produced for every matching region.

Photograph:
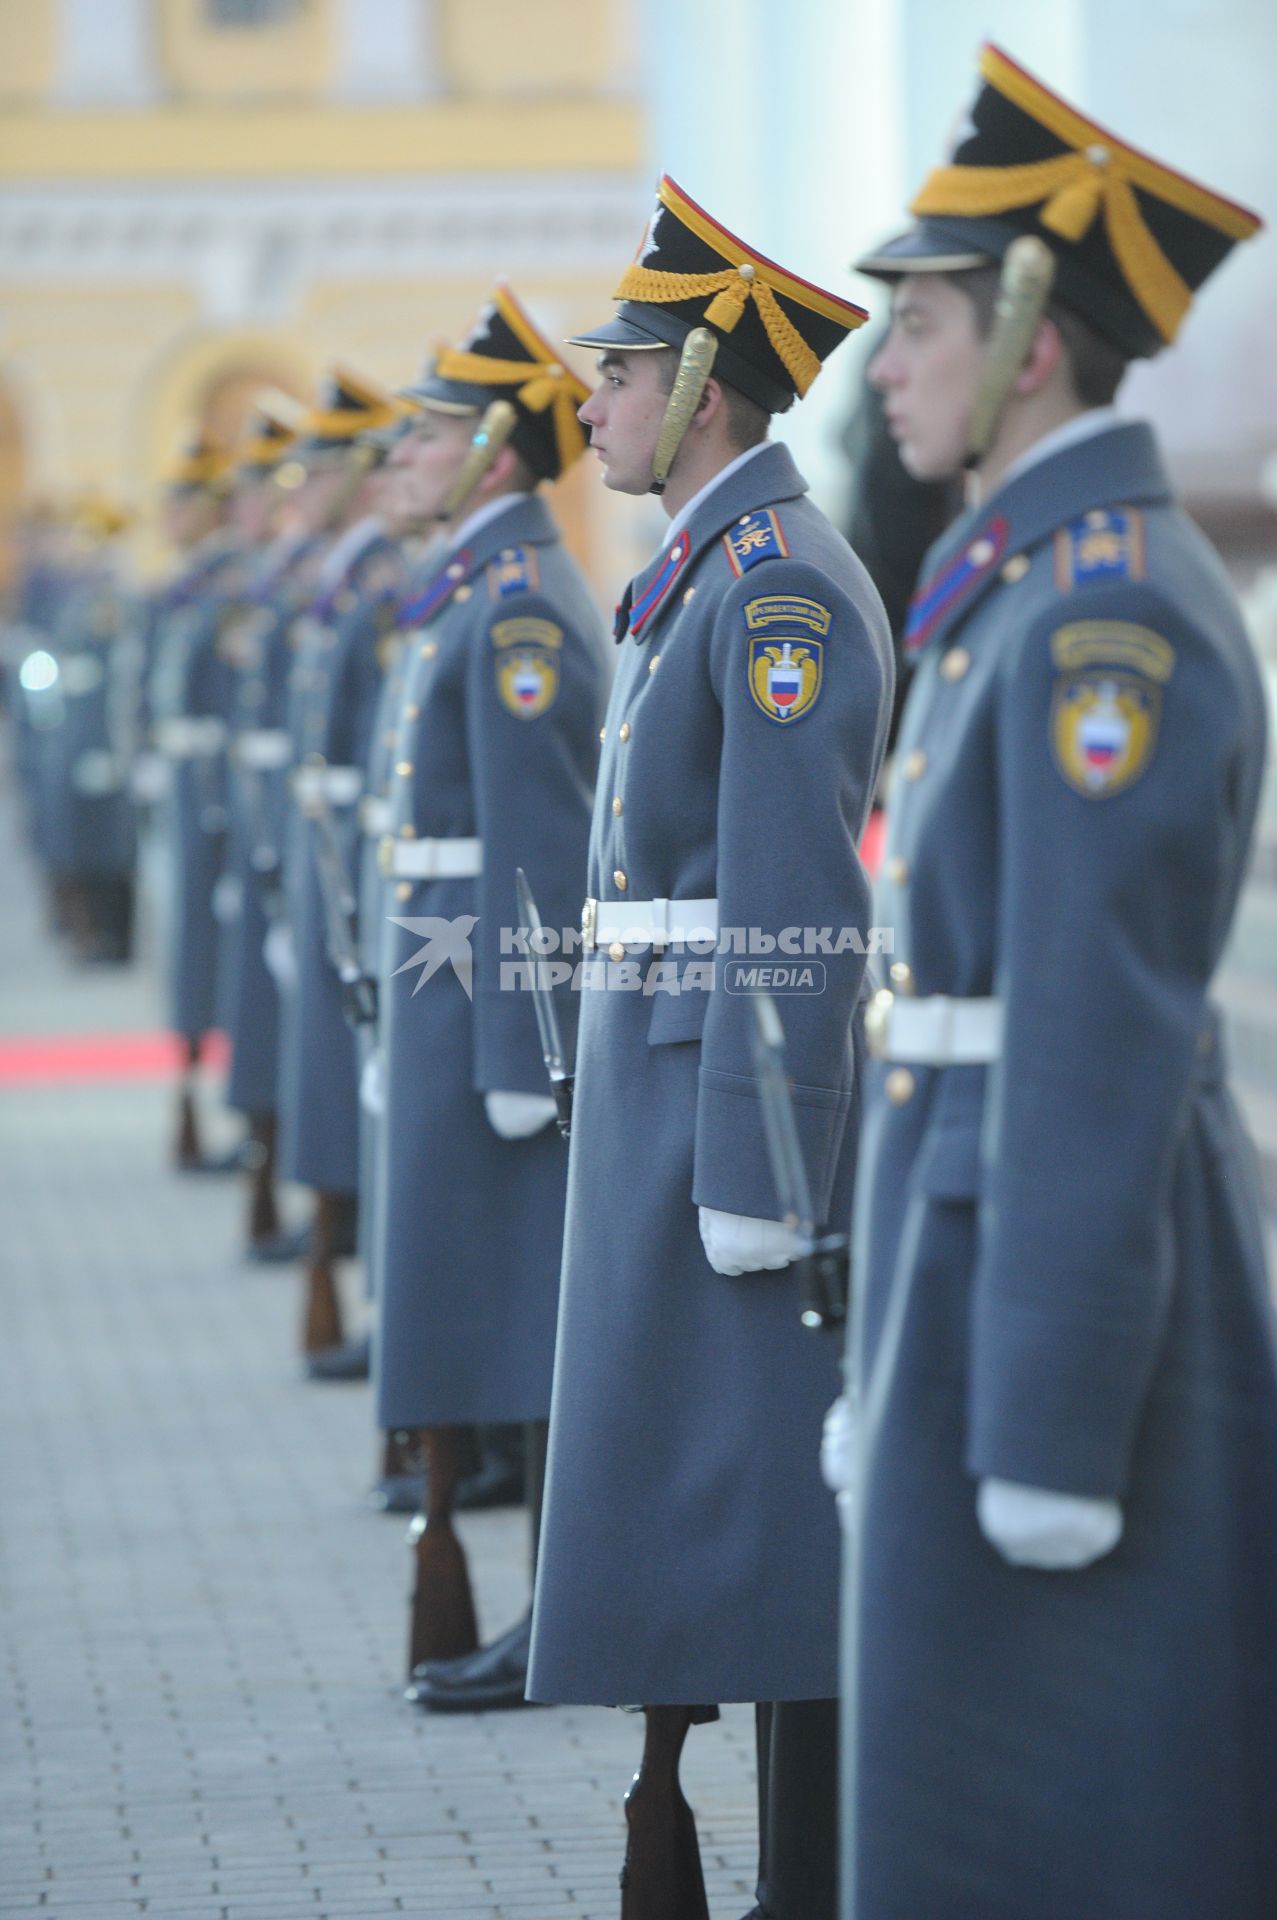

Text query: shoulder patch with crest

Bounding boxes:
[1054,508,1145,591]
[492,614,562,720]
[723,509,789,577]
[746,625,824,727]
[1049,618,1175,799]
[486,546,540,601]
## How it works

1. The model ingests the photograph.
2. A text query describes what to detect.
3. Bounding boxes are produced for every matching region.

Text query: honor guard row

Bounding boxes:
[7,36,1271,1920]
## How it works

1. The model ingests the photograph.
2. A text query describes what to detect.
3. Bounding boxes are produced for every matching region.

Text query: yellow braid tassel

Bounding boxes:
[1040,174,1105,242]
[703,282,751,331]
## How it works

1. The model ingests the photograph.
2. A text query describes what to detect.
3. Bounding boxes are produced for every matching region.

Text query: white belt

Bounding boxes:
[292,762,363,812]
[155,716,227,758]
[380,835,483,880]
[582,895,719,950]
[359,795,391,838]
[865,990,1003,1065]
[234,728,292,772]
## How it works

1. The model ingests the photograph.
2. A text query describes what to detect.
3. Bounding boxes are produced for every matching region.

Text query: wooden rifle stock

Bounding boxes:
[173,1034,202,1169]
[244,1110,281,1244]
[407,1425,479,1675]
[301,1189,346,1354]
[620,1705,717,1920]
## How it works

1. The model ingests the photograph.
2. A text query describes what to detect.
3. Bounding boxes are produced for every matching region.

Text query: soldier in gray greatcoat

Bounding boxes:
[371,285,606,1698]
[834,43,1277,1920]
[524,179,893,1920]
[148,434,242,1169]
[216,402,313,1253]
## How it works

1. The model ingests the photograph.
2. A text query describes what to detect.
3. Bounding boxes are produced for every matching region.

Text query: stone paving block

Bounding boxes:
[0,788,758,1920]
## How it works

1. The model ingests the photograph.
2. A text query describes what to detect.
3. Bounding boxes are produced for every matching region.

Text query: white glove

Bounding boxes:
[485,1091,557,1140]
[72,748,122,796]
[212,872,243,925]
[698,1207,804,1276]
[130,751,170,804]
[977,1476,1123,1570]
[262,921,298,991]
[821,1392,859,1537]
[359,1048,387,1117]
[821,1393,858,1495]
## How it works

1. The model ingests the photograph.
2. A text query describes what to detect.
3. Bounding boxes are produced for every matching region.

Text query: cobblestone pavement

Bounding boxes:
[0,789,758,1920]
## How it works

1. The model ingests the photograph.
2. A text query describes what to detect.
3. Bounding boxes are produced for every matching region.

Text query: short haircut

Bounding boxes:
[951,263,1129,410]
[651,348,771,452]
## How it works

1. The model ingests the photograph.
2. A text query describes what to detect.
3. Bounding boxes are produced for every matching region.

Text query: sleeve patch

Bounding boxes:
[744,593,831,636]
[1053,508,1145,590]
[493,615,562,720]
[1049,621,1174,798]
[748,636,823,724]
[486,546,540,600]
[723,509,789,576]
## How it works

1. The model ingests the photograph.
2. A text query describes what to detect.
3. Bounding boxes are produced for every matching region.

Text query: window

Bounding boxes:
[205,0,302,28]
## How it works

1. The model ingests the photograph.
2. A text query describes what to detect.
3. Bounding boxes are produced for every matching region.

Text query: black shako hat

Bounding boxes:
[292,366,396,463]
[571,175,869,413]
[403,284,590,482]
[856,42,1262,359]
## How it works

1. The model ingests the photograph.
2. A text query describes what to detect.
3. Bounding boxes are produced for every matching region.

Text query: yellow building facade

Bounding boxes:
[0,0,649,582]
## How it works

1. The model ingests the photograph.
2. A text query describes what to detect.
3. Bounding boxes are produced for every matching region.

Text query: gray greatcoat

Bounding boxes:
[527,442,893,1706]
[845,422,1277,1920]
[372,492,606,1429]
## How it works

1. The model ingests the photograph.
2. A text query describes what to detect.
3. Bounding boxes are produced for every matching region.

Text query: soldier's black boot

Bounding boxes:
[455,1422,525,1510]
[746,1698,838,1920]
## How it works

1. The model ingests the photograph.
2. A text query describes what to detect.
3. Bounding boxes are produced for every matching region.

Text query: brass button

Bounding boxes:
[455,584,472,603]
[885,1067,916,1106]
[608,940,626,963]
[683,587,696,605]
[612,796,623,817]
[902,748,927,781]
[405,703,419,720]
[940,647,971,683]
[447,562,464,579]
[1001,554,1030,584]
[400,823,416,839]
[613,869,628,892]
[396,760,413,778]
[889,962,915,994]
[396,881,412,902]
[599,726,607,743]
[648,655,660,673]
[967,537,995,567]
[421,640,438,660]
[885,855,909,886]
[618,721,631,742]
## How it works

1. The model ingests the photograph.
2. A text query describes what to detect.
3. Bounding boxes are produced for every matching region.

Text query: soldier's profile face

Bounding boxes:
[869,274,984,482]
[388,410,474,524]
[579,349,673,495]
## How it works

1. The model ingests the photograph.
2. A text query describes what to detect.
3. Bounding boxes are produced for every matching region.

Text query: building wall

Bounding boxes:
[0,0,649,587]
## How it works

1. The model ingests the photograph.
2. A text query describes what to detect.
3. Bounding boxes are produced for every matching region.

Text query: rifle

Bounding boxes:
[620,1705,720,1920]
[406,1425,480,1676]
[514,867,572,1136]
[748,988,851,1331]
[300,1189,347,1356]
[309,781,378,1028]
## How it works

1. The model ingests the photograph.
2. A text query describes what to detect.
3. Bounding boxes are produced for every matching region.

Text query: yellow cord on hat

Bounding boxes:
[911,149,1193,342]
[612,261,823,397]
[432,347,586,472]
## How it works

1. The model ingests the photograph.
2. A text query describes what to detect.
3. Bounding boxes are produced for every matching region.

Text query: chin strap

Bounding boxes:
[964,235,1057,471]
[650,327,719,496]
[439,400,520,520]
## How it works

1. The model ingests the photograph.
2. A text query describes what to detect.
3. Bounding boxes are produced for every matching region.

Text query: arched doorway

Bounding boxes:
[136,328,318,574]
[0,379,27,598]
